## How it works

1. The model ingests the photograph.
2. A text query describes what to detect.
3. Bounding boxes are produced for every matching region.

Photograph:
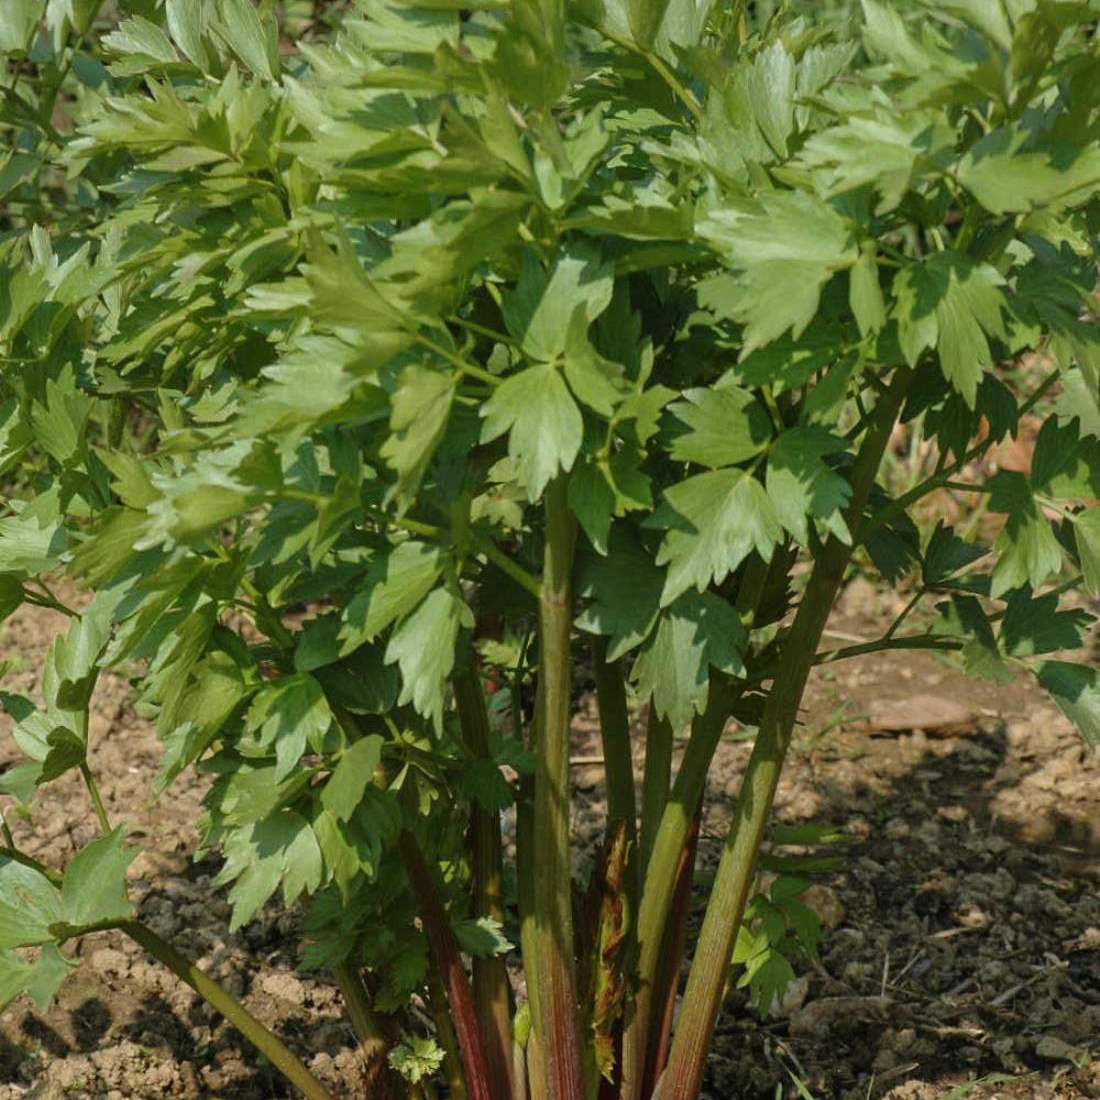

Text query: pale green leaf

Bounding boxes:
[340,542,443,652]
[632,591,746,731]
[766,428,852,545]
[385,587,471,727]
[381,365,455,508]
[987,472,1064,596]
[0,859,60,948]
[213,0,277,79]
[654,470,781,605]
[321,735,385,822]
[668,385,772,469]
[59,828,135,931]
[479,363,584,501]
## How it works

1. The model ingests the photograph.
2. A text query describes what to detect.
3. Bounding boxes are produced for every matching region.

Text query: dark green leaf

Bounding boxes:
[1036,661,1100,749]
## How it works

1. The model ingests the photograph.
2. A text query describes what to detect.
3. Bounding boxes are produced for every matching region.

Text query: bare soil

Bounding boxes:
[1,580,1098,1100]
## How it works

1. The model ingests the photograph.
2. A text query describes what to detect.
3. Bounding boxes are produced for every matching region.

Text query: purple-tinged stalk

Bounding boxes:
[399,830,496,1100]
[660,367,913,1100]
[453,663,514,1100]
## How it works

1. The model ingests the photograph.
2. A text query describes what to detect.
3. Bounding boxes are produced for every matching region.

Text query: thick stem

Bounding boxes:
[532,476,585,1100]
[639,705,672,876]
[661,367,912,1100]
[332,963,399,1096]
[120,921,334,1100]
[591,636,637,849]
[399,830,495,1100]
[454,664,514,1100]
[429,964,470,1100]
[618,682,734,1100]
[644,803,701,1094]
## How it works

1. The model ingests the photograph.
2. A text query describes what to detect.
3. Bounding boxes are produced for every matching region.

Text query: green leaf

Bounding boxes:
[503,245,613,363]
[385,587,471,728]
[654,469,781,605]
[453,915,513,957]
[739,946,796,1017]
[214,812,318,930]
[102,16,179,64]
[626,0,672,48]
[0,0,43,53]
[1036,661,1100,749]
[796,105,954,214]
[58,828,135,931]
[388,1034,446,1084]
[667,385,773,469]
[849,248,886,336]
[0,486,67,577]
[1000,592,1090,657]
[1072,508,1100,596]
[380,365,455,509]
[165,0,213,70]
[479,363,584,501]
[632,591,746,730]
[893,254,1007,407]
[213,0,277,80]
[568,459,614,555]
[699,191,857,354]
[0,574,24,623]
[247,674,332,780]
[0,858,61,948]
[958,129,1100,216]
[575,529,664,660]
[457,758,515,811]
[0,950,31,1012]
[322,735,385,822]
[987,472,1064,596]
[1029,415,1080,494]
[765,428,852,545]
[340,543,444,653]
[922,521,988,584]
[22,944,74,1011]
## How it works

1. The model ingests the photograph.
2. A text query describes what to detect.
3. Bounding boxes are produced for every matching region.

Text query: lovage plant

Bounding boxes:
[2,1,1100,1097]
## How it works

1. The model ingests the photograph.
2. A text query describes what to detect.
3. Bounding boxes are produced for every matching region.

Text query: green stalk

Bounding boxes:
[454,663,514,1100]
[531,475,585,1100]
[618,681,735,1100]
[661,367,912,1100]
[591,636,637,848]
[399,830,495,1100]
[639,705,672,876]
[80,762,112,835]
[332,963,399,1097]
[120,921,335,1100]
[643,802,701,1094]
